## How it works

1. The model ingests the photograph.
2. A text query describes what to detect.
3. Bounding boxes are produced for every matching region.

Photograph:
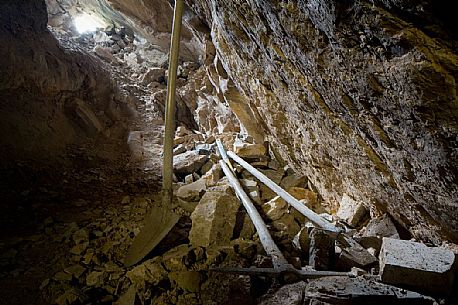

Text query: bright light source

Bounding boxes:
[74,13,105,34]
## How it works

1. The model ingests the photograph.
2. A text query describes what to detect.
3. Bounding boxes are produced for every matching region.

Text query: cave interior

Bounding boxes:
[0,0,457,304]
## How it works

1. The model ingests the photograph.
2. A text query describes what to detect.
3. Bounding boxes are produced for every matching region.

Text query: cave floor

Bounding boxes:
[0,28,170,305]
[0,174,162,305]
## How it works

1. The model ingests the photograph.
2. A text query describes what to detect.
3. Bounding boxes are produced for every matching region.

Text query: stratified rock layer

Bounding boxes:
[186,0,458,243]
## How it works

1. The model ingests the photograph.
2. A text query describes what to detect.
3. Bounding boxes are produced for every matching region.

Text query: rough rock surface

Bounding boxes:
[259,281,307,305]
[189,185,240,247]
[379,237,456,295]
[186,0,458,243]
[305,276,435,304]
[45,0,204,61]
[173,151,208,176]
[0,0,131,169]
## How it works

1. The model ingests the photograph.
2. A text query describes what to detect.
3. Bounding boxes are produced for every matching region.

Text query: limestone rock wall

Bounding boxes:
[185,0,458,243]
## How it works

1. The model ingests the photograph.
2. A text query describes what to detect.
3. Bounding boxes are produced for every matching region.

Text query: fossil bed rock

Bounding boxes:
[184,0,458,243]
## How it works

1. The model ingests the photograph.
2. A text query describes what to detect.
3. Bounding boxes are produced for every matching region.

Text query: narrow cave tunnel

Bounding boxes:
[0,0,457,304]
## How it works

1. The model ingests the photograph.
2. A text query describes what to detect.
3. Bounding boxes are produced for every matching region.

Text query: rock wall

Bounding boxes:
[0,0,130,179]
[185,0,458,243]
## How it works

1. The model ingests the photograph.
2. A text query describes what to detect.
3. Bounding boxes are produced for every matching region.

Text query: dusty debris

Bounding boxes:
[380,237,456,295]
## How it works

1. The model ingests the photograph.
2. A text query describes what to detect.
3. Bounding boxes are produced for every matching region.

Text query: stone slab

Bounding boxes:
[380,237,455,295]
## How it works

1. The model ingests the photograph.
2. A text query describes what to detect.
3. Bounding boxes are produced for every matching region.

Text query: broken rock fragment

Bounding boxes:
[379,237,455,295]
[308,228,335,271]
[233,142,266,159]
[280,173,307,190]
[304,276,435,305]
[361,214,400,239]
[336,234,377,271]
[173,151,208,176]
[336,194,368,227]
[189,186,240,247]
[140,67,165,85]
[177,178,207,202]
[259,281,307,305]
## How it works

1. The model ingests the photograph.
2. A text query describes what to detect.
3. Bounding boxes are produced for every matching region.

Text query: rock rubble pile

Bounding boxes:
[30,129,456,304]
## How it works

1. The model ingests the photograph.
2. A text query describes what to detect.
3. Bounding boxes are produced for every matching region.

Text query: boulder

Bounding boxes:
[239,213,256,240]
[184,174,194,184]
[140,67,165,85]
[248,190,262,205]
[379,237,455,295]
[195,143,214,155]
[272,213,300,239]
[263,196,288,221]
[241,179,261,204]
[288,187,325,213]
[354,236,383,257]
[308,228,335,271]
[259,183,277,201]
[173,144,187,156]
[126,258,167,288]
[94,45,119,64]
[169,271,202,292]
[176,126,192,137]
[201,163,224,187]
[304,276,435,305]
[205,135,216,144]
[161,245,193,271]
[174,133,204,146]
[173,151,208,176]
[336,194,369,227]
[292,227,311,254]
[233,142,266,158]
[259,281,307,305]
[176,178,207,202]
[189,186,240,247]
[336,235,378,271]
[114,286,136,305]
[200,160,214,175]
[280,173,308,190]
[259,169,283,184]
[361,214,400,239]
